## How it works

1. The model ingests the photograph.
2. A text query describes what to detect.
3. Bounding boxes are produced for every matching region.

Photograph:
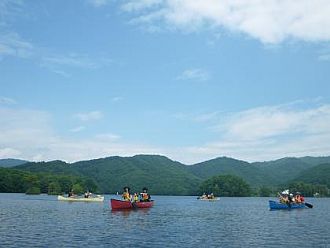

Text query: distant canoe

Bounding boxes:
[110,198,154,210]
[197,197,220,201]
[269,200,307,210]
[57,195,104,202]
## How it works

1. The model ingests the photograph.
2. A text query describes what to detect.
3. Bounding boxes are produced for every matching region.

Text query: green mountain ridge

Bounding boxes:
[0,158,28,168]
[5,154,330,195]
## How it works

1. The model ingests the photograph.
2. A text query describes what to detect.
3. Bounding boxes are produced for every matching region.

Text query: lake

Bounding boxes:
[0,194,329,247]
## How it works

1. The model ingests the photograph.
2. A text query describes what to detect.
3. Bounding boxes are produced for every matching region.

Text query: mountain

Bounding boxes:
[299,156,330,166]
[292,163,330,188]
[0,158,28,168]
[15,155,201,195]
[9,154,330,195]
[187,157,271,186]
[251,157,317,185]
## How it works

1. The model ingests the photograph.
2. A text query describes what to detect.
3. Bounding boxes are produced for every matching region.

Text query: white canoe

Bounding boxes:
[198,197,220,201]
[57,195,104,202]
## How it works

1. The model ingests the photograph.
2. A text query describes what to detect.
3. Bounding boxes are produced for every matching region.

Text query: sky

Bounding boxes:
[1,0,330,164]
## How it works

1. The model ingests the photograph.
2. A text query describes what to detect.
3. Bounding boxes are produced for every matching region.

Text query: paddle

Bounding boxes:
[305,202,313,208]
[132,201,138,209]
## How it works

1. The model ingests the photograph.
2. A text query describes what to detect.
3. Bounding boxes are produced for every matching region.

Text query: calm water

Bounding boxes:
[0,194,329,248]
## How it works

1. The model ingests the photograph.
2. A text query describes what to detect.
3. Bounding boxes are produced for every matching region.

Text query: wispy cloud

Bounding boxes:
[40,53,113,76]
[120,0,330,44]
[121,0,162,12]
[42,54,98,69]
[70,126,86,133]
[0,32,33,58]
[111,96,124,102]
[176,102,330,163]
[176,68,210,81]
[0,106,159,162]
[86,0,111,8]
[0,96,17,105]
[74,111,104,122]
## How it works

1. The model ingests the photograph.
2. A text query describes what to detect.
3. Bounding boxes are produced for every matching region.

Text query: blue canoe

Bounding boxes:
[269,200,307,210]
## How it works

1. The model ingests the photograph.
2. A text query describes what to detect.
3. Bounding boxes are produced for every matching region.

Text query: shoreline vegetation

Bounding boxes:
[1,155,330,197]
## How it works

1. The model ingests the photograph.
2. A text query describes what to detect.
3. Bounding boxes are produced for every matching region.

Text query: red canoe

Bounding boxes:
[110,198,154,210]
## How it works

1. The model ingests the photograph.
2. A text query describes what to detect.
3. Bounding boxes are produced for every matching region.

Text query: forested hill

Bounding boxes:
[15,155,201,195]
[7,154,330,195]
[0,158,28,168]
[187,157,271,186]
[292,163,330,188]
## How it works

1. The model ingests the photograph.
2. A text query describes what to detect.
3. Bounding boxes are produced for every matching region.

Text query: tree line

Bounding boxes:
[0,168,98,195]
[199,174,330,197]
[1,167,329,196]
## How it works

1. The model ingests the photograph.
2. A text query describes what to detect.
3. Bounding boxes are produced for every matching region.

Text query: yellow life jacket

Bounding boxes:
[122,192,130,201]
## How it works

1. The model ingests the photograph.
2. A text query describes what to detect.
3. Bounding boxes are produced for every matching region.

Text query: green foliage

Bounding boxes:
[188,157,270,186]
[292,163,330,188]
[0,168,97,195]
[258,186,272,197]
[72,183,83,194]
[3,155,330,196]
[48,181,61,195]
[199,174,251,197]
[288,181,329,197]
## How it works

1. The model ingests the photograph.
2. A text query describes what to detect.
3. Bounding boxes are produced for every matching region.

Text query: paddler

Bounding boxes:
[122,186,131,201]
[140,187,150,202]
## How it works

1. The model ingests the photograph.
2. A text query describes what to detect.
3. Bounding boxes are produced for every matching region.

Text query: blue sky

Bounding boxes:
[1,0,330,164]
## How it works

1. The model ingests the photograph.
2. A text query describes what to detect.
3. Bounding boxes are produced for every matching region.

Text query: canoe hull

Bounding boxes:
[110,199,154,210]
[197,197,220,201]
[269,200,306,210]
[57,195,104,202]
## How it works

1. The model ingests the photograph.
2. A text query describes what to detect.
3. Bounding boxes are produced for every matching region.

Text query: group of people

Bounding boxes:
[122,187,151,202]
[67,190,92,198]
[279,190,305,204]
[199,192,215,200]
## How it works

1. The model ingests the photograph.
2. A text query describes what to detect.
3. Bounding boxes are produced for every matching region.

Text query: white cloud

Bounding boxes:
[1,103,330,164]
[0,147,21,158]
[176,68,210,81]
[42,54,98,69]
[70,126,86,133]
[0,97,17,105]
[121,0,330,44]
[0,106,159,162]
[0,32,33,58]
[87,0,111,8]
[121,0,162,12]
[112,96,124,102]
[74,111,104,122]
[175,103,330,163]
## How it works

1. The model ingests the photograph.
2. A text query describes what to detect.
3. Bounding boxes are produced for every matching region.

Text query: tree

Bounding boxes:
[199,174,251,197]
[72,183,83,194]
[259,186,272,197]
[48,181,61,195]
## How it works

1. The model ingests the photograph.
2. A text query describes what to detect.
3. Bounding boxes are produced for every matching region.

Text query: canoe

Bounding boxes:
[57,195,104,202]
[197,197,220,201]
[269,200,307,210]
[110,198,154,210]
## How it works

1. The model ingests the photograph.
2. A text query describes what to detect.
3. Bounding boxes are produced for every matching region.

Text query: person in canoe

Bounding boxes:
[122,186,131,201]
[140,187,151,202]
[133,193,139,202]
[68,189,75,198]
[295,192,305,203]
[84,191,92,198]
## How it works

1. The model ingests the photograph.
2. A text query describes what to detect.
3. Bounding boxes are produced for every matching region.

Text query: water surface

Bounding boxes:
[0,194,329,247]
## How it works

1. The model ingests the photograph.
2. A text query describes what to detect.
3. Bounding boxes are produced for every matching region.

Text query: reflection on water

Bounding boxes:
[0,194,330,247]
